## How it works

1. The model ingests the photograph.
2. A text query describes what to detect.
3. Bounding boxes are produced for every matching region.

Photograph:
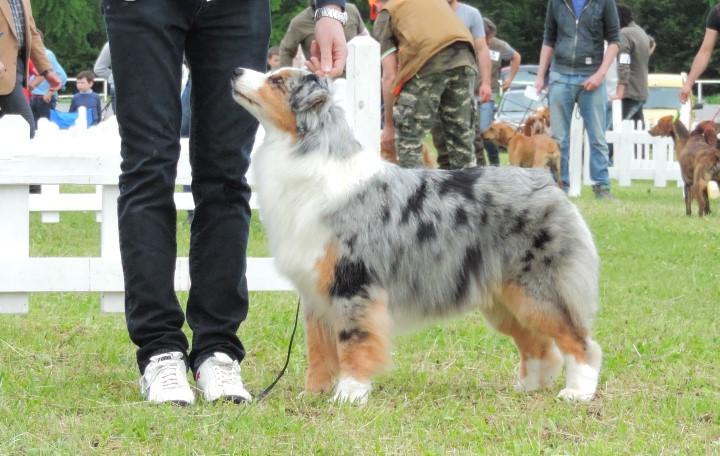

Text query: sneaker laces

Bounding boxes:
[142,360,185,395]
[212,359,243,388]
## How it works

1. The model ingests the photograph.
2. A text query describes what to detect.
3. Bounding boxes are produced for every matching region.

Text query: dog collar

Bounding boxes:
[672,110,680,123]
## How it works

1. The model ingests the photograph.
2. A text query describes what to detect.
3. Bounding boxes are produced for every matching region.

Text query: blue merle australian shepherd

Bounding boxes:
[232,67,602,405]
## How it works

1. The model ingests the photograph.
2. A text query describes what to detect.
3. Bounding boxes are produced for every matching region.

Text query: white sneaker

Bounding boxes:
[140,351,195,405]
[195,352,252,403]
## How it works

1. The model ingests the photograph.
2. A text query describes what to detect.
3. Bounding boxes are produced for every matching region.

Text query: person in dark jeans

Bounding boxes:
[102,0,347,405]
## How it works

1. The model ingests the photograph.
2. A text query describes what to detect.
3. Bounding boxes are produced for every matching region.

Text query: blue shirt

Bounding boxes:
[30,49,68,98]
[69,91,103,126]
[572,0,586,17]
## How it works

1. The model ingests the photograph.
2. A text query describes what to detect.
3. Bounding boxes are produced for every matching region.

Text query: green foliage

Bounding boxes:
[31,0,106,78]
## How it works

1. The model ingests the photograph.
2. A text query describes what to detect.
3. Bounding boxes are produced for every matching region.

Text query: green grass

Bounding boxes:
[1,182,719,455]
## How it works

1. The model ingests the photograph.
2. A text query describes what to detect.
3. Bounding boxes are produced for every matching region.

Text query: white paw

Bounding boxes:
[515,354,564,393]
[332,376,371,405]
[557,388,594,401]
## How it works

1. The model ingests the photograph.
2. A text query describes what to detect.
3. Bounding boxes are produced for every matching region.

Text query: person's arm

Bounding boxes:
[0,60,6,81]
[681,28,719,103]
[474,37,492,103]
[306,0,347,77]
[613,32,631,101]
[279,19,303,68]
[380,51,398,154]
[535,44,554,93]
[501,50,521,91]
[94,43,113,81]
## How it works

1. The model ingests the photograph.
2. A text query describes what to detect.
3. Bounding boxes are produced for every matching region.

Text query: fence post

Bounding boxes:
[617,120,633,186]
[345,35,381,156]
[100,184,124,312]
[568,106,584,197]
[0,186,30,313]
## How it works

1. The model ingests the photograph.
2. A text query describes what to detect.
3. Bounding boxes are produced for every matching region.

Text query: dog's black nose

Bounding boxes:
[233,68,245,78]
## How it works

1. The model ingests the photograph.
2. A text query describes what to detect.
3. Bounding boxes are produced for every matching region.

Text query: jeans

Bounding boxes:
[479,99,499,166]
[548,71,610,188]
[102,0,270,374]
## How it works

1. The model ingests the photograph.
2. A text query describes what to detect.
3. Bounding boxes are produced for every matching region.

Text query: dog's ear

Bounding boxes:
[290,74,332,134]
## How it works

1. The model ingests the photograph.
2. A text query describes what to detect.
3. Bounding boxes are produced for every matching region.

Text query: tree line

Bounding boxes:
[31,0,720,94]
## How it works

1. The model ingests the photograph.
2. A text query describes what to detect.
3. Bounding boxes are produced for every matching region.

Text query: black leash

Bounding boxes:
[255,297,301,401]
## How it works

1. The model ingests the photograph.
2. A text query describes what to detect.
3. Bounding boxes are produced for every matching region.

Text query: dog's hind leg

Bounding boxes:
[484,303,564,392]
[498,283,601,401]
[305,314,340,394]
[332,293,392,405]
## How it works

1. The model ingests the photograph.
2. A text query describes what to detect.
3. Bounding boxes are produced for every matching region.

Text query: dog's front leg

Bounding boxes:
[305,313,339,394]
[332,295,392,405]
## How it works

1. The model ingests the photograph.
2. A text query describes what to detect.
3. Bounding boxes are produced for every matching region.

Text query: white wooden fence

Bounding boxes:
[565,99,681,197]
[0,37,688,313]
[0,36,381,314]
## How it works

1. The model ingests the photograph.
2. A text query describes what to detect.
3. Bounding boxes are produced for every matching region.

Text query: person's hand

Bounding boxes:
[501,79,512,91]
[534,74,546,94]
[478,82,492,103]
[581,72,603,92]
[45,70,62,91]
[43,91,54,103]
[679,85,692,103]
[306,16,347,78]
[381,125,395,155]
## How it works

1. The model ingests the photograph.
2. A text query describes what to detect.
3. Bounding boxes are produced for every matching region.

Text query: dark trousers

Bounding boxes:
[0,58,36,138]
[102,0,270,374]
[30,95,57,124]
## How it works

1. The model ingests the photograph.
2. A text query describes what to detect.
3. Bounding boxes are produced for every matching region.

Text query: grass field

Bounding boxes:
[0,180,718,455]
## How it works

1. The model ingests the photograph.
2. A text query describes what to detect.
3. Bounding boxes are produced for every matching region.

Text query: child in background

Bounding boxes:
[69,70,103,126]
[267,46,280,71]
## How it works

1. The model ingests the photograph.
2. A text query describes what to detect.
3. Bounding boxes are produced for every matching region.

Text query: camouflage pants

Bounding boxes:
[431,113,485,168]
[393,65,478,169]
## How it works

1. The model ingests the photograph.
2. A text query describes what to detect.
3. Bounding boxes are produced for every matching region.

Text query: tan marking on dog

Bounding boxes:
[305,316,340,393]
[255,71,298,139]
[499,283,587,363]
[337,297,392,381]
[315,242,338,300]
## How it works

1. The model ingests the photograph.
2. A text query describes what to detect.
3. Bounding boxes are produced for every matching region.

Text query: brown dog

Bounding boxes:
[691,146,720,217]
[381,142,438,169]
[523,106,551,137]
[648,115,720,216]
[482,121,562,188]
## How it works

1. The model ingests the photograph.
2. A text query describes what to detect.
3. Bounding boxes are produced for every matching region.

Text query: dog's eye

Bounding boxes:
[269,76,285,87]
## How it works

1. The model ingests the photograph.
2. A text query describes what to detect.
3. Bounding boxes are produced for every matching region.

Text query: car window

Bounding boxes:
[498,92,544,113]
[644,87,681,110]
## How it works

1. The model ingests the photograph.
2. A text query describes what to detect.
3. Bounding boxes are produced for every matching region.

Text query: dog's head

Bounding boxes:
[481,122,514,146]
[691,120,719,146]
[647,115,676,137]
[231,67,333,138]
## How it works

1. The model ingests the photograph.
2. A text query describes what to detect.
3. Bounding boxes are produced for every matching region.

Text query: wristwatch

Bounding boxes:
[314,7,348,26]
[40,68,54,77]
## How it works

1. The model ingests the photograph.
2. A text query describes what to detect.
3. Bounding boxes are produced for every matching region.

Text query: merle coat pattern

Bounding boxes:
[231,67,602,404]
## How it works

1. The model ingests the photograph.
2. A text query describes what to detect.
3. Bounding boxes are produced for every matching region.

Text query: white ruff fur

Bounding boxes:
[251,128,384,305]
